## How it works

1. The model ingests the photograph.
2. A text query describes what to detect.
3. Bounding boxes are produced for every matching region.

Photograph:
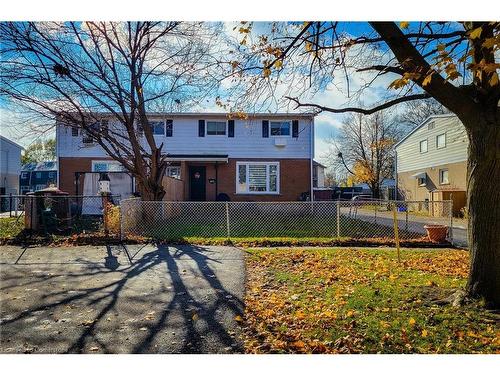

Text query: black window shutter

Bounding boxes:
[262,120,269,138]
[166,119,173,137]
[228,120,235,137]
[292,120,299,138]
[198,120,205,137]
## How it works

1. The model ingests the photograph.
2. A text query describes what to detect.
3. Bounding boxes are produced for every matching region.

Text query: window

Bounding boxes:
[150,121,165,136]
[35,172,42,179]
[166,166,181,179]
[419,139,428,153]
[71,127,79,137]
[82,122,100,144]
[439,169,449,184]
[436,133,446,149]
[418,175,427,186]
[49,172,55,179]
[270,121,291,136]
[236,162,279,194]
[313,166,318,188]
[35,184,46,191]
[92,161,124,172]
[21,172,28,179]
[206,121,226,135]
[428,122,435,130]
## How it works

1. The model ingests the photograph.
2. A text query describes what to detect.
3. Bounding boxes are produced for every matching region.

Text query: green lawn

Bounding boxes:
[135,214,422,240]
[0,217,24,238]
[243,247,499,354]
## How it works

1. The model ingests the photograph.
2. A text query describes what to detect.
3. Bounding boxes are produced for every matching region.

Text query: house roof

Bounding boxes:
[394,113,457,149]
[21,161,58,172]
[0,134,24,150]
[59,111,317,121]
[313,160,327,168]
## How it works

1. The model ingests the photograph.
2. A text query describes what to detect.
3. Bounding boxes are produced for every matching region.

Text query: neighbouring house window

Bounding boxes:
[270,121,291,136]
[71,127,79,136]
[436,133,446,149]
[166,166,181,179]
[206,121,226,135]
[35,172,42,179]
[21,186,30,194]
[419,139,428,153]
[21,172,28,179]
[49,172,55,179]
[35,184,46,191]
[150,121,165,136]
[439,169,449,184]
[236,162,279,194]
[427,122,435,130]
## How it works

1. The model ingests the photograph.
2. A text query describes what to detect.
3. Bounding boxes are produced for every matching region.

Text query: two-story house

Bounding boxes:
[56,112,316,201]
[394,114,468,215]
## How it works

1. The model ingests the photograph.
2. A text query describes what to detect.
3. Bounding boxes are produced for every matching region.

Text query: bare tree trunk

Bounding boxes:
[465,115,500,308]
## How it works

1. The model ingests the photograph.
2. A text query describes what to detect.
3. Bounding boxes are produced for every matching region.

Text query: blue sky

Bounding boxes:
[0,21,405,162]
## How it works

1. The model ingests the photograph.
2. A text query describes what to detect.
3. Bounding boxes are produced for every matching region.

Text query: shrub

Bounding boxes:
[104,203,121,235]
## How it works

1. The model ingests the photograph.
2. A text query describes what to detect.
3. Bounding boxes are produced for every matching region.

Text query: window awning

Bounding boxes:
[411,172,427,179]
[164,154,229,162]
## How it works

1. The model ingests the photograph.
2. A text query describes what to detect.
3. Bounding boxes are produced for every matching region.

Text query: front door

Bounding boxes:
[189,166,206,201]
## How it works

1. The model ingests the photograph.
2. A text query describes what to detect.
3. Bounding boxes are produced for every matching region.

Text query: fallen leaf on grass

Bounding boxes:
[234,315,243,322]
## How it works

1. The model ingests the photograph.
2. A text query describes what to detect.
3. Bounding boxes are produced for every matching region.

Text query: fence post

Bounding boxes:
[392,203,401,263]
[225,202,230,238]
[119,199,125,242]
[405,205,408,231]
[336,200,340,238]
[449,200,454,246]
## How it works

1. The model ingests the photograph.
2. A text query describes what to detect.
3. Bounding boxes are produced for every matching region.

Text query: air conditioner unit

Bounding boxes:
[274,138,287,147]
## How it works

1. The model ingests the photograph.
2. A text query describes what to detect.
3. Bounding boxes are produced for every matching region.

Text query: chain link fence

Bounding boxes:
[120,199,453,244]
[0,195,121,236]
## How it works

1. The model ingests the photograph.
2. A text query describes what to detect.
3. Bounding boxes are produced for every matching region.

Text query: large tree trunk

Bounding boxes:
[465,115,500,308]
[136,176,166,201]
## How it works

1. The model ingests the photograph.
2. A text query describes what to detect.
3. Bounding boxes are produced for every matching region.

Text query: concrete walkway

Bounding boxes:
[0,244,245,353]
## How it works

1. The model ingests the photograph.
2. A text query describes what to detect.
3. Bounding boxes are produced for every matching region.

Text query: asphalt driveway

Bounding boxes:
[0,244,245,353]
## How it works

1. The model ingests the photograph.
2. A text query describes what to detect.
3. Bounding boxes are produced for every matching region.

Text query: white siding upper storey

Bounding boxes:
[57,113,314,159]
[395,114,468,173]
[0,135,23,175]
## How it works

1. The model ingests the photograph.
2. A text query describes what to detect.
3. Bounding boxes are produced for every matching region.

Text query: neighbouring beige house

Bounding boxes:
[394,114,468,216]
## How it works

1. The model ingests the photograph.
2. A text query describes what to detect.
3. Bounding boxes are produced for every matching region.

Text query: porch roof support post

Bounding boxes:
[215,162,218,198]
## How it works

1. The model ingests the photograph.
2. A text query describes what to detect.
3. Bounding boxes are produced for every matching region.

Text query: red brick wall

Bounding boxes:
[60,157,311,201]
[208,158,311,201]
[58,157,98,195]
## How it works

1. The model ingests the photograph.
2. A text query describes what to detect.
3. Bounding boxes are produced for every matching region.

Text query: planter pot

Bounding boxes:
[424,224,448,243]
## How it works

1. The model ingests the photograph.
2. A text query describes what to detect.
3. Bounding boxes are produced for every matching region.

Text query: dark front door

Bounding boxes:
[189,166,206,201]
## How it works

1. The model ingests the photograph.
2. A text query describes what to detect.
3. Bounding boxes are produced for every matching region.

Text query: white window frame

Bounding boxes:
[21,172,28,179]
[206,121,227,136]
[419,139,428,153]
[235,161,280,195]
[439,169,449,185]
[91,160,124,172]
[35,184,46,191]
[166,166,181,180]
[270,120,291,137]
[436,133,446,149]
[150,120,166,136]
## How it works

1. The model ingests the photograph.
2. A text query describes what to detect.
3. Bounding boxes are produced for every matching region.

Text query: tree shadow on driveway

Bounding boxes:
[0,244,245,354]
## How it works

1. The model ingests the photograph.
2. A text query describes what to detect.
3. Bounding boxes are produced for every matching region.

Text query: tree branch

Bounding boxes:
[285,93,431,115]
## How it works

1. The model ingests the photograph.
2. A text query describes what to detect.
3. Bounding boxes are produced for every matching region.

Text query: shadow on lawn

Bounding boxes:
[0,243,244,353]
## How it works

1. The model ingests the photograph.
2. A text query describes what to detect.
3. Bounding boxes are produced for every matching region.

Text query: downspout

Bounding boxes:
[56,120,60,189]
[310,116,314,202]
[394,148,398,200]
[215,161,218,199]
